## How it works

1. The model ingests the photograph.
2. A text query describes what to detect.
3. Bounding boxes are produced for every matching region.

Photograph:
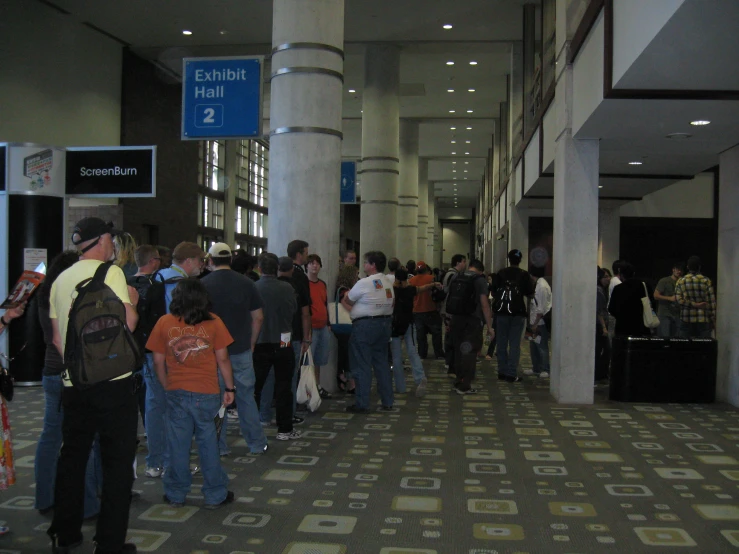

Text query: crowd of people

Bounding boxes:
[0,214,718,553]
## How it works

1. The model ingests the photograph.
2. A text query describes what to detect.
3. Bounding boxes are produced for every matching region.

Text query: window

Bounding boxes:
[198,141,226,238]
[235,139,269,253]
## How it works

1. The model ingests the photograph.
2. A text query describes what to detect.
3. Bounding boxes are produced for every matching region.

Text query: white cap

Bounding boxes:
[207,242,232,257]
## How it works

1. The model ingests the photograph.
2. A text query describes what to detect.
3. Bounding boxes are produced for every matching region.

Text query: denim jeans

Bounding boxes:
[35,373,101,518]
[143,354,168,470]
[349,317,394,410]
[657,315,679,338]
[163,390,229,505]
[529,324,550,374]
[495,315,526,377]
[678,320,712,339]
[391,325,426,393]
[218,350,267,454]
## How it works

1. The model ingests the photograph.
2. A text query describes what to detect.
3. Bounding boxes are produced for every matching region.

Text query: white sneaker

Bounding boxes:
[276,429,302,441]
[190,464,200,475]
[523,369,535,376]
[539,372,550,379]
[145,466,163,478]
[227,409,239,419]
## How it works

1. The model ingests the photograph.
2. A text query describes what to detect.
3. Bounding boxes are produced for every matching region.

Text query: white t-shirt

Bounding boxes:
[607,276,622,308]
[529,278,552,326]
[347,273,395,319]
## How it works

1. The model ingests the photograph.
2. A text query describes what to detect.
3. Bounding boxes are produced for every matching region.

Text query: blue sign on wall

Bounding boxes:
[340,161,357,203]
[181,56,263,140]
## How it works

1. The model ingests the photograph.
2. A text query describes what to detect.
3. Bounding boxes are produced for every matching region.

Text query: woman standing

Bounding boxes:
[114,232,138,278]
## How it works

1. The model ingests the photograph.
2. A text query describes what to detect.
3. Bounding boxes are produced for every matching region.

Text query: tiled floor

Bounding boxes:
[1,354,738,553]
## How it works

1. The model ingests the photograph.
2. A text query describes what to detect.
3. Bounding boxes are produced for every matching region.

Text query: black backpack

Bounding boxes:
[64,262,142,388]
[445,272,484,315]
[127,272,181,353]
[493,274,526,315]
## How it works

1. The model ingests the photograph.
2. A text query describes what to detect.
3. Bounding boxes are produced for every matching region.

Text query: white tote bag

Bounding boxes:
[296,349,322,412]
[641,282,660,329]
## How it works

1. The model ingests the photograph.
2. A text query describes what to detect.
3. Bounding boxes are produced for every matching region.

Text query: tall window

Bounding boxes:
[197,140,226,249]
[235,139,269,253]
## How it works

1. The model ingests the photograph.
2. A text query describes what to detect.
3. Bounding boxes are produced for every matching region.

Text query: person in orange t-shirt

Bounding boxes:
[146,279,236,510]
[307,254,331,400]
[408,261,445,359]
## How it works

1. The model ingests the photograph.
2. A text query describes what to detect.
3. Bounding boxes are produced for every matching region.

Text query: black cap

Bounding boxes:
[71,217,122,246]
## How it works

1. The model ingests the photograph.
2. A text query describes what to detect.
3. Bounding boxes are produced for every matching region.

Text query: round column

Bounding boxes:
[417,159,429,261]
[359,44,400,258]
[268,0,344,284]
[397,119,419,262]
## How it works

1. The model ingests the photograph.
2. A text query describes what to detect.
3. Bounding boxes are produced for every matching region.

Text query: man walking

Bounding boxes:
[675,256,716,338]
[409,261,445,359]
[491,249,535,383]
[654,263,683,338]
[202,243,268,455]
[442,254,467,376]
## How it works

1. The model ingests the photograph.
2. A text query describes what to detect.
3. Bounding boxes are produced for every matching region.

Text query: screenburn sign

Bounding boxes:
[181,56,263,140]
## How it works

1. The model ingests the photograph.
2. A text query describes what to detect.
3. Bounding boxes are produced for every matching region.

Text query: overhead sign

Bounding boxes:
[0,145,6,192]
[7,145,65,196]
[65,146,156,197]
[340,161,357,203]
[181,56,263,141]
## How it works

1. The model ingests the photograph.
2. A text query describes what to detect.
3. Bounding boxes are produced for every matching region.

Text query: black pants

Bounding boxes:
[336,334,351,389]
[414,311,444,359]
[253,343,295,433]
[444,316,455,372]
[48,377,138,552]
[451,315,483,390]
[595,330,610,381]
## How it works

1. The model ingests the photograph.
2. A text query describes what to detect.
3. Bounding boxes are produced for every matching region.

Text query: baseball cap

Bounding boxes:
[71,217,122,246]
[416,261,428,272]
[277,256,294,272]
[207,242,232,257]
[172,241,205,262]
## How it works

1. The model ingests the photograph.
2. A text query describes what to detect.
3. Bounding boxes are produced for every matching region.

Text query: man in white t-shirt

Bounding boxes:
[523,272,552,378]
[607,260,623,342]
[341,251,395,413]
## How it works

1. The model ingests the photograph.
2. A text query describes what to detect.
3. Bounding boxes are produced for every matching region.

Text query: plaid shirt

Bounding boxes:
[675,272,716,323]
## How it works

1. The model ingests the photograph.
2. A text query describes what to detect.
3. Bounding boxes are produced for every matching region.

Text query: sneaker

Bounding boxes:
[260,419,276,427]
[190,464,200,475]
[318,386,332,399]
[249,444,268,455]
[145,466,163,478]
[444,364,450,370]
[345,404,370,414]
[523,369,535,376]
[292,415,305,425]
[204,490,235,510]
[276,429,302,441]
[539,371,550,379]
[455,387,479,395]
[227,409,239,419]
[219,450,231,458]
[381,405,394,411]
[503,375,522,383]
[162,494,184,508]
[415,377,428,397]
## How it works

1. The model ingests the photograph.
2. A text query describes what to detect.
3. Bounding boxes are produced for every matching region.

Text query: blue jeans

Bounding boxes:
[35,374,101,518]
[350,318,394,410]
[657,315,678,338]
[496,315,526,377]
[391,325,426,393]
[143,354,168,469]
[678,320,712,339]
[218,350,267,454]
[529,324,550,374]
[163,390,229,505]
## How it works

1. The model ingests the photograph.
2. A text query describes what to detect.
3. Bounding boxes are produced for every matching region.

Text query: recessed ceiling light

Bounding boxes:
[452,170,456,173]
[447,89,454,92]
[182,30,193,35]
[443,24,453,30]
[465,140,470,143]
[451,141,456,144]
[464,170,468,173]
[452,152,456,155]
[628,161,643,165]
[449,110,456,113]
[469,61,478,65]
[465,152,470,155]
[598,185,603,189]
[464,177,468,179]
[219,30,228,35]
[452,161,456,164]
[666,132,692,140]
[690,120,711,126]
[466,126,472,130]
[464,161,469,164]
[450,127,456,130]
[446,61,455,66]
[468,89,475,92]
[466,110,473,113]
[348,89,356,93]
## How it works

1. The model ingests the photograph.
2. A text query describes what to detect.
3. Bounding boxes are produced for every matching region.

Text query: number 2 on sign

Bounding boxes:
[193,104,223,128]
[203,108,215,123]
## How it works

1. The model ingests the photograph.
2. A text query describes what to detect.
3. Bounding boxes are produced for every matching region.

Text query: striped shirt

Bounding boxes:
[675,272,716,323]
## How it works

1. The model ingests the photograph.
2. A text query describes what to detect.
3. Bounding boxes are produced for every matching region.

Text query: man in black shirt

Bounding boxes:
[287,240,313,420]
[491,249,535,383]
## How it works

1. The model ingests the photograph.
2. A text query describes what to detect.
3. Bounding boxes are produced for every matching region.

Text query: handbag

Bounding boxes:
[296,349,322,412]
[641,282,660,329]
[0,365,13,402]
[328,288,353,336]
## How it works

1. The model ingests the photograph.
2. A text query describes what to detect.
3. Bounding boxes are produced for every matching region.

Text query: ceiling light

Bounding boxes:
[465,140,470,143]
[598,185,603,189]
[451,152,456,155]
[182,30,193,35]
[464,170,468,173]
[467,110,473,113]
[465,152,470,155]
[466,126,472,130]
[464,177,468,179]
[348,89,356,93]
[443,24,453,30]
[452,161,456,164]
[219,30,228,35]
[453,170,456,173]
[446,61,455,66]
[468,88,475,92]
[628,161,643,165]
[464,161,469,164]
[449,110,456,113]
[447,89,454,92]
[451,140,456,143]
[690,120,710,126]
[666,132,692,140]
[450,127,456,130]
[469,61,478,65]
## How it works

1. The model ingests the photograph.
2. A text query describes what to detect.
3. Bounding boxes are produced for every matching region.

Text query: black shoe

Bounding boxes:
[93,543,137,554]
[346,388,356,395]
[50,535,83,554]
[318,386,332,399]
[205,490,235,510]
[455,387,479,395]
[292,415,305,425]
[38,505,54,516]
[162,494,184,508]
[497,373,506,381]
[345,405,370,414]
[503,375,522,383]
[381,405,394,411]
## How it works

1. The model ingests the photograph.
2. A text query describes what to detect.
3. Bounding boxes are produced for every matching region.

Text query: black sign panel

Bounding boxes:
[0,145,6,192]
[65,147,156,197]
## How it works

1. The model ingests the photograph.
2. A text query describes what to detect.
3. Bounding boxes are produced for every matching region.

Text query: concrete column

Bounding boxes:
[598,206,620,270]
[268,0,344,391]
[508,181,529,270]
[360,45,400,258]
[550,42,599,404]
[717,145,739,406]
[397,119,419,261]
[417,159,429,261]
[426,185,435,264]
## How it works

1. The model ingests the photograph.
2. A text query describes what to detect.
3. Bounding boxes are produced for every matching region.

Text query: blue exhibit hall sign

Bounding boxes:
[340,161,357,203]
[181,56,263,140]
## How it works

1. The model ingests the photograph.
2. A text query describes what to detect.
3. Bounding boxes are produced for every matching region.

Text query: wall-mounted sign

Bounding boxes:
[340,161,357,204]
[181,56,263,141]
[65,146,156,197]
[7,145,65,196]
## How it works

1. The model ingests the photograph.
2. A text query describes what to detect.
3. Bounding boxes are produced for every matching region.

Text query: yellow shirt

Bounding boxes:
[50,260,132,385]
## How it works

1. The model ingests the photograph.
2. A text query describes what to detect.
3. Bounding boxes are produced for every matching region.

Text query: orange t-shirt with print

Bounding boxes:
[146,313,234,394]
[409,274,436,313]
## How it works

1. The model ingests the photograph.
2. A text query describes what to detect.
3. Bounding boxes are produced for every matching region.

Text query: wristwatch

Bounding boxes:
[224,387,236,393]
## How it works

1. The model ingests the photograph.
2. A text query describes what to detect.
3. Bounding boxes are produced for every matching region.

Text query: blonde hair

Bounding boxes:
[114,232,138,268]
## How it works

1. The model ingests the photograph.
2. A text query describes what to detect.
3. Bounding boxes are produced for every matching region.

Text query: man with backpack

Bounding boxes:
[48,217,140,554]
[446,259,494,394]
[491,249,536,383]
[441,254,467,377]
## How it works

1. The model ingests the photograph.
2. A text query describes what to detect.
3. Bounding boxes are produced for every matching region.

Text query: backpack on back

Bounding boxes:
[127,272,179,353]
[493,270,526,315]
[445,272,483,315]
[64,262,142,388]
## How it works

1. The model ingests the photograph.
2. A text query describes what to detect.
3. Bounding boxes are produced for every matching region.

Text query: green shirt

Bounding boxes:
[655,276,680,319]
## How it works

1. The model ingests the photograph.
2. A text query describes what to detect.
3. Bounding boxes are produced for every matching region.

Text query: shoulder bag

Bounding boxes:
[329,288,353,336]
[641,282,660,329]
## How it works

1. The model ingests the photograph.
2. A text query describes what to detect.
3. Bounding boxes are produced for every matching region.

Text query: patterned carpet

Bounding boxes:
[1,352,738,553]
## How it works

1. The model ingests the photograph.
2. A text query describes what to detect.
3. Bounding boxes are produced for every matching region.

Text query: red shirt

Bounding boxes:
[309,279,329,329]
[409,274,436,313]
